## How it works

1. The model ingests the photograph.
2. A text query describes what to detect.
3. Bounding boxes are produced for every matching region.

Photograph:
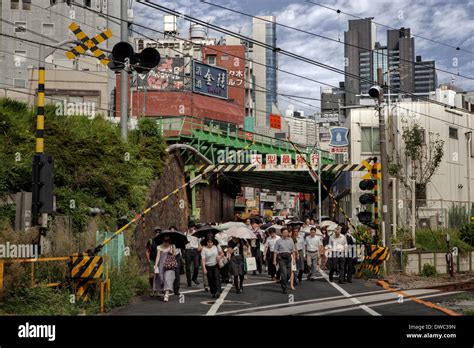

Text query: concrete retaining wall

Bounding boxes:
[404,251,474,275]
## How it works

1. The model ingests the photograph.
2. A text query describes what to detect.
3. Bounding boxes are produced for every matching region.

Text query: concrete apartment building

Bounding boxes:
[343,87,474,229]
[0,0,122,114]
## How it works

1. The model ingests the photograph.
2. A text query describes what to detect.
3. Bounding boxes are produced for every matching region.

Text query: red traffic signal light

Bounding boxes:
[359,179,375,191]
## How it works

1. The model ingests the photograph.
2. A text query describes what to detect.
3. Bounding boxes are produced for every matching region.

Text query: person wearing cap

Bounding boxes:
[328,225,347,284]
[249,217,264,275]
[184,224,200,287]
[146,226,162,296]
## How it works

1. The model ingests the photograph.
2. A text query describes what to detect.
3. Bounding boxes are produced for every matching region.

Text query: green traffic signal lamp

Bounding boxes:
[359,179,376,191]
[359,193,376,205]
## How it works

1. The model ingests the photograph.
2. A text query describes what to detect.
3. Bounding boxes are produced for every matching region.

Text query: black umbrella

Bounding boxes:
[261,222,273,230]
[287,220,304,227]
[192,225,221,239]
[154,230,188,249]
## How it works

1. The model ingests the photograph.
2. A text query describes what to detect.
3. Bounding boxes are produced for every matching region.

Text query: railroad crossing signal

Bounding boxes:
[362,160,381,180]
[65,22,112,66]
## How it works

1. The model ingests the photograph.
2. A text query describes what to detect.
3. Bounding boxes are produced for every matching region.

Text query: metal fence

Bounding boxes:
[95,231,125,272]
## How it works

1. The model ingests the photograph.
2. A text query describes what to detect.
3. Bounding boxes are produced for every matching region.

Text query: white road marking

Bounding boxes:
[319,270,380,316]
[306,291,462,316]
[180,278,292,295]
[238,288,443,316]
[206,284,232,316]
[216,288,391,315]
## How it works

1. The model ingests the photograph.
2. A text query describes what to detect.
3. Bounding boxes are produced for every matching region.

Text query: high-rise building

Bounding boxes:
[0,0,122,113]
[387,27,415,94]
[414,55,437,95]
[344,18,376,105]
[252,15,278,134]
[285,114,318,149]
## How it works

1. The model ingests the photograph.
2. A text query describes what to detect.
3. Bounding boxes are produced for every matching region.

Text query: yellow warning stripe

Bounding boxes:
[377,280,461,316]
[66,23,111,65]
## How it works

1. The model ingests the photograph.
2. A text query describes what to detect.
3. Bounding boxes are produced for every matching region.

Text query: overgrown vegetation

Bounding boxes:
[0,97,167,232]
[0,97,168,314]
[393,228,473,252]
[0,255,147,315]
[421,263,437,277]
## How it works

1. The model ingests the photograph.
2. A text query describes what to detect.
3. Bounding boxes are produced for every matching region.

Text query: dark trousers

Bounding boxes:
[344,257,353,281]
[277,253,292,291]
[205,265,221,295]
[219,263,230,283]
[267,251,276,278]
[329,256,345,282]
[251,247,262,273]
[173,254,182,294]
[184,249,199,285]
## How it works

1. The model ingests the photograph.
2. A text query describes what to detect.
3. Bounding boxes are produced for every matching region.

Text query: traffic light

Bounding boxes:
[357,179,377,229]
[108,42,160,73]
[31,154,54,226]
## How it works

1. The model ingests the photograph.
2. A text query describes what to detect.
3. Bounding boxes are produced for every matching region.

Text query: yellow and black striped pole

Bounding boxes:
[36,67,45,154]
[372,159,379,232]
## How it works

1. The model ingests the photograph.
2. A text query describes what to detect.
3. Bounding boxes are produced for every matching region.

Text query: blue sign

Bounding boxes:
[192,60,228,100]
[329,127,349,147]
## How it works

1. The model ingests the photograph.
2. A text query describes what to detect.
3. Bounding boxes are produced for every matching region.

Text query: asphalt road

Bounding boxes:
[109,270,465,316]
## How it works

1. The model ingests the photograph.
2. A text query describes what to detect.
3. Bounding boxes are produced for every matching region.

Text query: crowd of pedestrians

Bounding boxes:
[145,216,358,301]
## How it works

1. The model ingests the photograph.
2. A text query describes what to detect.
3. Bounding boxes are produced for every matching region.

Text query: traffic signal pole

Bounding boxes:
[120,0,129,141]
[376,68,393,270]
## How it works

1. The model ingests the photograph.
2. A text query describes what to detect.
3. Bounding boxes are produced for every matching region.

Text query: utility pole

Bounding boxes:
[120,0,129,141]
[378,68,392,265]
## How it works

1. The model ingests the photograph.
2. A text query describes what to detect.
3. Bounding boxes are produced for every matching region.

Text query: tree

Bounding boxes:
[388,120,444,220]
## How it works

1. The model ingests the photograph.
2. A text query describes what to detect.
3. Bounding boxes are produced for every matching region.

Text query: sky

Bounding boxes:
[135,0,474,114]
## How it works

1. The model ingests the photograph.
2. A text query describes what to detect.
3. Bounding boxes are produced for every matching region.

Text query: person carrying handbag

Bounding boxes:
[153,236,177,302]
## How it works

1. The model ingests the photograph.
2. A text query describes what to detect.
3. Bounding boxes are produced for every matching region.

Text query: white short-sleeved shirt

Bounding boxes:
[305,235,322,252]
[265,235,281,252]
[201,245,222,266]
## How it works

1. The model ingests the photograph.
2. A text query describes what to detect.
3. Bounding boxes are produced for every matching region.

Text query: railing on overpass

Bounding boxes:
[152,116,334,163]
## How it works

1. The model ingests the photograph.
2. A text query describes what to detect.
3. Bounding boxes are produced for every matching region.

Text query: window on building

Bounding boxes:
[85,0,92,7]
[11,0,20,9]
[207,55,216,65]
[14,21,27,33]
[42,23,55,35]
[221,55,229,61]
[22,0,31,10]
[13,78,26,88]
[415,183,427,207]
[361,127,380,153]
[449,127,458,140]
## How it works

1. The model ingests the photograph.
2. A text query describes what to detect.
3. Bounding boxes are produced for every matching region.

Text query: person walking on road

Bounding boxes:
[273,227,296,294]
[328,225,347,284]
[342,224,355,283]
[168,226,182,296]
[201,238,224,298]
[292,227,305,285]
[146,226,161,296]
[263,228,280,280]
[153,236,177,302]
[184,224,200,287]
[305,227,322,280]
[249,218,264,275]
[227,237,246,293]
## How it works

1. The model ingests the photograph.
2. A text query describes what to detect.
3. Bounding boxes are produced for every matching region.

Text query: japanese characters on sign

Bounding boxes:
[295,154,307,168]
[329,147,348,154]
[135,57,185,91]
[250,154,263,166]
[310,153,319,167]
[228,69,244,87]
[266,154,278,168]
[269,114,282,130]
[280,154,292,168]
[192,60,228,99]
